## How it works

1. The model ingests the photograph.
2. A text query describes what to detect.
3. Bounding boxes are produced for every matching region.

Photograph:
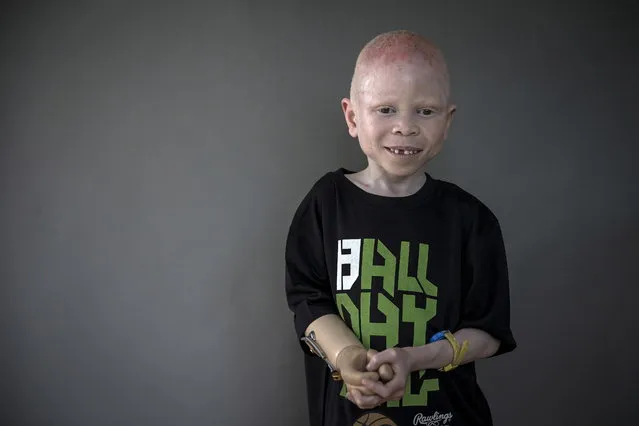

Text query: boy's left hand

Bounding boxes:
[362,347,412,402]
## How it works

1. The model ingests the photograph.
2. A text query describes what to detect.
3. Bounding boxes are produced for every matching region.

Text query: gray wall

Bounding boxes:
[2,1,637,425]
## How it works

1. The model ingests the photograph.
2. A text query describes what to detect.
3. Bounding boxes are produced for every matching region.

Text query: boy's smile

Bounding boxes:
[342,59,456,190]
[384,147,422,156]
[339,31,456,195]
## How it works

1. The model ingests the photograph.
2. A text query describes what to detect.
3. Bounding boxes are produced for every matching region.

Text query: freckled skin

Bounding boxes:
[358,31,441,66]
[351,30,450,102]
[341,30,457,196]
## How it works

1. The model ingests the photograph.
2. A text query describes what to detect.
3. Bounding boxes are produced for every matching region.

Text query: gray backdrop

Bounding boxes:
[2,1,637,425]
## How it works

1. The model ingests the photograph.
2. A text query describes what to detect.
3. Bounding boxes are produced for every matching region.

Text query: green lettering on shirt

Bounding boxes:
[361,238,396,297]
[360,292,399,349]
[398,241,437,297]
[335,238,441,407]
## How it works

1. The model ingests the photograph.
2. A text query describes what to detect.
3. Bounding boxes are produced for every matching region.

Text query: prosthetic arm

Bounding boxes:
[302,314,394,389]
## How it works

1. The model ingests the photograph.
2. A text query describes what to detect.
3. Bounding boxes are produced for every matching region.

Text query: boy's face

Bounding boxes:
[341,59,456,178]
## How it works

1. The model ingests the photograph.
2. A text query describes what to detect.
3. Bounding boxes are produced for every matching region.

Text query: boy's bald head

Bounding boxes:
[350,30,451,103]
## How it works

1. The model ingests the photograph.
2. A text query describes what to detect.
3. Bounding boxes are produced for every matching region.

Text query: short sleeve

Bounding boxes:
[285,186,339,354]
[459,206,516,357]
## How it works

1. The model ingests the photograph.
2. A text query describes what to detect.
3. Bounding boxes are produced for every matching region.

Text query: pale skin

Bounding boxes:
[350,328,500,409]
[333,31,502,410]
[341,31,454,199]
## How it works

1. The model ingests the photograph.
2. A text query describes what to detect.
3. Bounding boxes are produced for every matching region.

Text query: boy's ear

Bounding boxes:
[341,98,358,138]
[443,103,457,139]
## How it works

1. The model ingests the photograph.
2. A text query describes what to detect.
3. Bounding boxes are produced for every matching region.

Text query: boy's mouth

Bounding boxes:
[384,146,423,156]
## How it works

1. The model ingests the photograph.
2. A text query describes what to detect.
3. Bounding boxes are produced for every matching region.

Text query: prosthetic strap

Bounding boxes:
[301,331,344,380]
[302,314,364,381]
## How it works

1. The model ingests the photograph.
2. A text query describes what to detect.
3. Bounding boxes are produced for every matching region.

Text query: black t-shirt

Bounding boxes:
[285,169,516,426]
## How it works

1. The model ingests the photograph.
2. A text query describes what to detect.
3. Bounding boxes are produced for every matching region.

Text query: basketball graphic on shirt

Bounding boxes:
[353,412,397,426]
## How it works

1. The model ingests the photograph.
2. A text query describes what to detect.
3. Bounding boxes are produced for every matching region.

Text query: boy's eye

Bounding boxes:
[378,107,395,114]
[419,108,434,116]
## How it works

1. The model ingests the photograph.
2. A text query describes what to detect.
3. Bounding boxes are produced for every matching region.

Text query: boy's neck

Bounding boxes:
[345,165,427,197]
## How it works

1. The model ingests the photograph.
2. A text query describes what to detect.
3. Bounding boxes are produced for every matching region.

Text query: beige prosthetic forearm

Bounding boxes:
[304,314,362,367]
[303,314,393,382]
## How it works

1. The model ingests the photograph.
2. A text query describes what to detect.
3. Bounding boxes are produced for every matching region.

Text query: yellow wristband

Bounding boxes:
[431,331,469,372]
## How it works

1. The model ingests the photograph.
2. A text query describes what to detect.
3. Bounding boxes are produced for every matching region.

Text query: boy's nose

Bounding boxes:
[392,120,419,136]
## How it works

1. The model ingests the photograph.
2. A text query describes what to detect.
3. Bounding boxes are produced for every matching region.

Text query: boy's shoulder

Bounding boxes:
[307,168,344,192]
[431,176,502,226]
[292,169,342,204]
[289,169,343,216]
[433,176,490,205]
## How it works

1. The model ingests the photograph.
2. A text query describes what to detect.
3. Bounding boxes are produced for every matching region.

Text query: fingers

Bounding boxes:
[346,388,384,410]
[366,349,394,382]
[341,368,379,387]
[379,363,394,382]
[361,375,406,401]
[366,349,379,361]
[366,348,396,371]
[346,384,377,396]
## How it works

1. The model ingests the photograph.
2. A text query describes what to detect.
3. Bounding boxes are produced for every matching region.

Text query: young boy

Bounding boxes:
[285,30,516,426]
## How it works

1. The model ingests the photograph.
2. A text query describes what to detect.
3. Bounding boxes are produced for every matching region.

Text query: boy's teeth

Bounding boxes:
[391,148,418,155]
